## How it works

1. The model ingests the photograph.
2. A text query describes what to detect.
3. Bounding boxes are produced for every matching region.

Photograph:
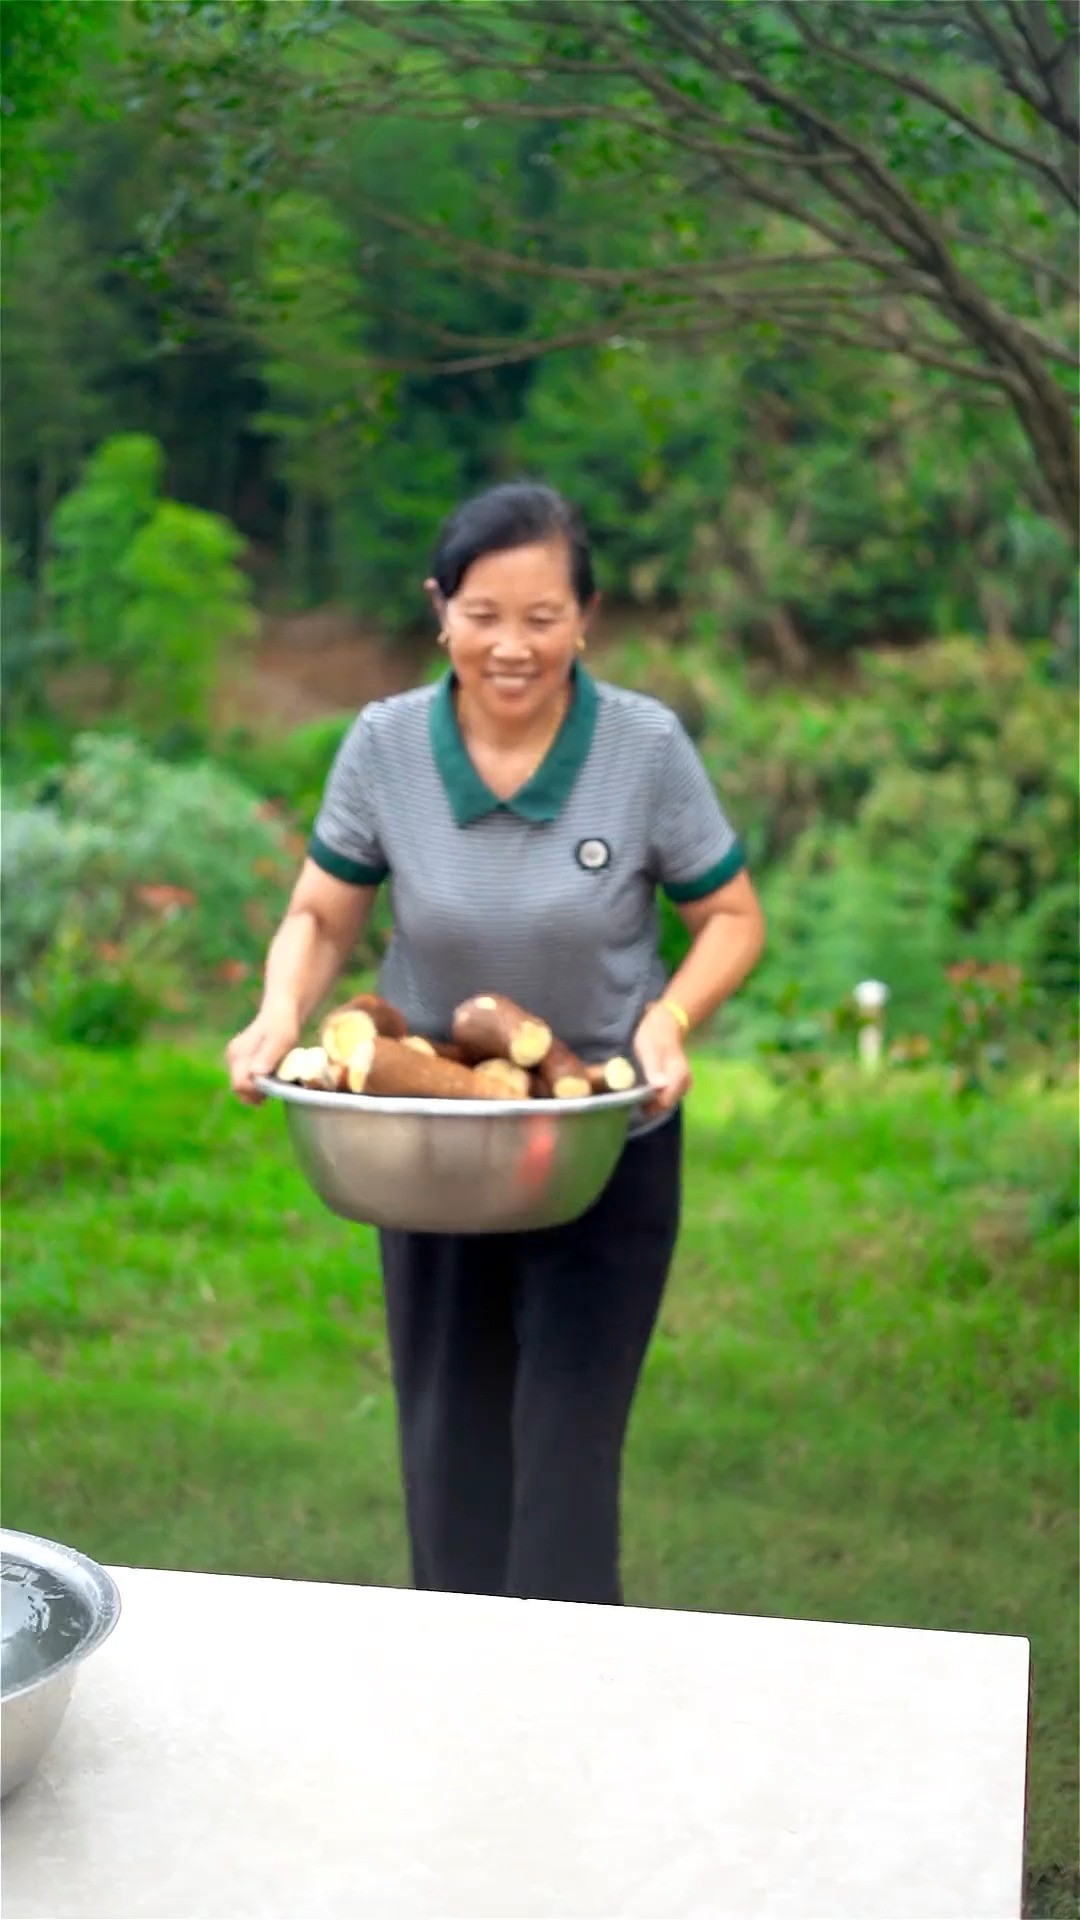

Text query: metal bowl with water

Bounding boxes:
[1,1529,121,1799]
[256,1079,652,1233]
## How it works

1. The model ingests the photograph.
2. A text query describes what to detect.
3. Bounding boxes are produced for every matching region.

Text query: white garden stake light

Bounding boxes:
[854,979,889,1072]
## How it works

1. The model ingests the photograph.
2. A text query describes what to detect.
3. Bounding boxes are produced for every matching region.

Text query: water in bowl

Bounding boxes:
[1,1558,91,1696]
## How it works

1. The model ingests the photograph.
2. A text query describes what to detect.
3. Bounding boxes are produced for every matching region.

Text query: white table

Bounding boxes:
[1,1567,1029,1920]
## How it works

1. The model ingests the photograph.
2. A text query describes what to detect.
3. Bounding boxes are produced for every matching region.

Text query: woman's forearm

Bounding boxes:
[260,906,360,1026]
[666,899,766,1031]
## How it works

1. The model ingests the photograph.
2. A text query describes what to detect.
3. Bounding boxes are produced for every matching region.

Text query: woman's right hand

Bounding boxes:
[225,998,301,1105]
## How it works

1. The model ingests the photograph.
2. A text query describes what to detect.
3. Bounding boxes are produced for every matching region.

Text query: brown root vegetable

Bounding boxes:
[346,1036,506,1101]
[452,994,553,1068]
[535,1038,592,1101]
[585,1057,638,1095]
[402,1035,471,1066]
[429,1039,468,1064]
[473,1058,532,1100]
[340,992,408,1040]
[320,1007,377,1067]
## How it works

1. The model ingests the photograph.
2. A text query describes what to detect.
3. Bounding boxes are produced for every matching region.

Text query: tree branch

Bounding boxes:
[346,188,922,300]
[949,222,1078,294]
[783,2,1073,204]
[966,0,1077,135]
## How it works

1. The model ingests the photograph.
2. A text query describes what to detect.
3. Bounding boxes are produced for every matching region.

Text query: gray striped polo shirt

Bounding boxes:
[310,667,744,1109]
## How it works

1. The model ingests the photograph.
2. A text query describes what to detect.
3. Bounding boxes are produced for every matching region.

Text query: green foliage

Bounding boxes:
[0,542,72,743]
[46,433,161,658]
[522,344,1075,656]
[118,0,1077,541]
[23,915,177,1051]
[0,0,121,226]
[1,733,300,999]
[2,4,1075,651]
[118,499,257,728]
[216,715,353,830]
[511,349,736,607]
[936,960,1034,1098]
[44,434,256,733]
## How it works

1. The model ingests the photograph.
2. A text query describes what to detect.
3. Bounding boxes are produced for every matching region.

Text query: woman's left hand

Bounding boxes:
[633,1002,692,1117]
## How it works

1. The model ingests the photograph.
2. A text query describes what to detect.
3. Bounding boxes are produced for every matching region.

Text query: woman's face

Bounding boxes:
[433,540,593,727]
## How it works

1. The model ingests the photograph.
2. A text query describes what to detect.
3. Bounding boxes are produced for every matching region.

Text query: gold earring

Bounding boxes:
[436,629,449,648]
[576,635,587,653]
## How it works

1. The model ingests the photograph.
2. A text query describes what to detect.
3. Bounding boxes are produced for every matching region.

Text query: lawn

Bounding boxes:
[2,1031,1076,1916]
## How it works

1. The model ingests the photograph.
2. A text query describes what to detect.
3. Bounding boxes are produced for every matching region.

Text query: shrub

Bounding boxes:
[23,913,182,1050]
[216,715,353,832]
[2,733,301,998]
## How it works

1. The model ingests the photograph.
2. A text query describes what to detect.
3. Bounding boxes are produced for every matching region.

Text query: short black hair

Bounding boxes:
[431,482,595,606]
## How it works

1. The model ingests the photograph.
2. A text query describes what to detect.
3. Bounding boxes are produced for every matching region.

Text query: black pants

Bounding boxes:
[380,1111,682,1607]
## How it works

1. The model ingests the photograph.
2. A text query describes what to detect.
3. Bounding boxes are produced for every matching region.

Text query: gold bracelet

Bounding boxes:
[655,997,691,1035]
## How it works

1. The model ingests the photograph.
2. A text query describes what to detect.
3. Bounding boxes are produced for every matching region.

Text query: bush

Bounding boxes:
[696,639,1078,1039]
[216,715,353,832]
[2,733,303,1000]
[23,915,178,1049]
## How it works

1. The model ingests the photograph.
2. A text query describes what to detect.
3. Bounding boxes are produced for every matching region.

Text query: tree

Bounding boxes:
[0,0,121,226]
[46,433,256,733]
[117,499,257,731]
[46,434,162,665]
[145,0,1078,536]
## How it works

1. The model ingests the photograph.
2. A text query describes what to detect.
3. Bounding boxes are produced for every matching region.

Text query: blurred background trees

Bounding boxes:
[1,0,1076,1051]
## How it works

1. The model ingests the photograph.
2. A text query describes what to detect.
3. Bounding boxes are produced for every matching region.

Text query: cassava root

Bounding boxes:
[534,1038,592,1101]
[452,993,553,1068]
[346,1036,506,1101]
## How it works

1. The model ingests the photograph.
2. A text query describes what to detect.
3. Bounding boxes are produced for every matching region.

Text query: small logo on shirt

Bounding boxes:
[576,837,611,872]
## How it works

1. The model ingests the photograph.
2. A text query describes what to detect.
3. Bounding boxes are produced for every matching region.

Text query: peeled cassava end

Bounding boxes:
[276,1046,313,1084]
[320,1007,377,1067]
[276,1046,341,1090]
[452,994,553,1069]
[585,1057,638,1095]
[401,1035,436,1056]
[341,993,408,1040]
[474,1058,532,1100]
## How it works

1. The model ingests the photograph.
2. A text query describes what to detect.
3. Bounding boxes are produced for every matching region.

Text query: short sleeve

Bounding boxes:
[650,716,746,903]
[309,709,389,887]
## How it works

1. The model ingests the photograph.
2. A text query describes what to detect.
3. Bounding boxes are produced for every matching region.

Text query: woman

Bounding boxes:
[227,483,765,1607]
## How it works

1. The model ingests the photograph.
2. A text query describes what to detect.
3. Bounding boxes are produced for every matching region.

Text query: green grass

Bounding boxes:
[2,1032,1077,1916]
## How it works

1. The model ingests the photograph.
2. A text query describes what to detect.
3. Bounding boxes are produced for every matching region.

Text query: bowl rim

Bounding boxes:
[253,1076,652,1119]
[1,1528,121,1703]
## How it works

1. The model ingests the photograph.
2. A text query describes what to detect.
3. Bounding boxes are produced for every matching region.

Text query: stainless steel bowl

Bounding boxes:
[255,1079,652,1233]
[1,1529,121,1800]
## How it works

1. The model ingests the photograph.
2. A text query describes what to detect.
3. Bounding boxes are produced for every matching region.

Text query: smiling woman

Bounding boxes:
[226,480,765,1608]
[428,486,594,798]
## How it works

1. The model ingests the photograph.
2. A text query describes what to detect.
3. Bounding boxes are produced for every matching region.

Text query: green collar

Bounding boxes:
[429,665,599,827]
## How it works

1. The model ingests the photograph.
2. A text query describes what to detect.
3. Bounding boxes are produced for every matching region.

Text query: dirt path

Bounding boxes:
[216,607,427,731]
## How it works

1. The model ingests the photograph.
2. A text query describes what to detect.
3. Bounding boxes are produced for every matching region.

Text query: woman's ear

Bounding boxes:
[582,590,602,635]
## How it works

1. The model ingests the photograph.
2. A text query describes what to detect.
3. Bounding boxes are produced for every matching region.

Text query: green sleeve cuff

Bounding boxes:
[663,841,746,904]
[308,832,388,888]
